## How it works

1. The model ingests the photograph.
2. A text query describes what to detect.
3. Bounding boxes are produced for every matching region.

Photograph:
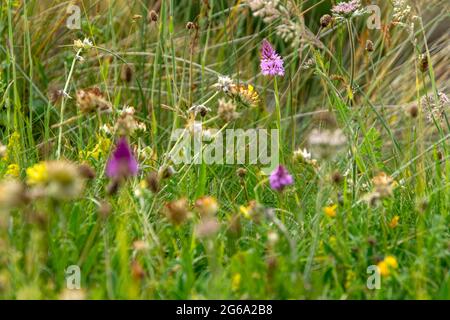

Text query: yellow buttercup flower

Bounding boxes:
[377,255,398,277]
[377,261,390,276]
[389,216,400,229]
[324,204,337,218]
[26,162,48,185]
[6,164,20,177]
[384,256,398,269]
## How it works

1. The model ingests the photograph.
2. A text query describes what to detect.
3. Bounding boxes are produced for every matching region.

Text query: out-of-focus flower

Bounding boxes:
[195,217,220,238]
[0,179,28,209]
[26,163,48,185]
[164,198,190,225]
[76,87,112,114]
[239,200,267,223]
[377,255,398,276]
[364,172,398,206]
[324,204,337,218]
[133,240,149,251]
[106,137,139,180]
[389,215,400,229]
[218,98,239,122]
[308,128,347,160]
[114,106,146,136]
[195,196,219,217]
[26,161,86,200]
[231,273,241,291]
[267,231,279,246]
[134,179,149,198]
[269,165,293,191]
[6,164,20,177]
[78,163,96,180]
[331,0,361,18]
[260,39,284,77]
[372,172,397,198]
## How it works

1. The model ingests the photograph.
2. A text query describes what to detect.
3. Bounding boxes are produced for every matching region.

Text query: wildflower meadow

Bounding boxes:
[0,0,449,301]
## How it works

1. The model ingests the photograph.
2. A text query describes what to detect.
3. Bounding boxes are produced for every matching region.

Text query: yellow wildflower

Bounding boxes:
[3,132,20,161]
[6,164,20,177]
[231,273,241,291]
[384,255,398,269]
[377,255,398,277]
[324,204,337,218]
[239,205,251,219]
[79,136,111,161]
[377,261,390,276]
[389,216,400,229]
[26,162,48,185]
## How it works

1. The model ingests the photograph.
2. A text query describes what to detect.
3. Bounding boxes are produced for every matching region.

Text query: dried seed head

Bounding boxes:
[218,98,239,122]
[146,171,160,193]
[121,64,134,83]
[195,196,219,217]
[188,104,210,117]
[98,200,112,219]
[186,21,197,30]
[0,179,28,209]
[419,54,429,72]
[47,87,64,104]
[365,40,374,52]
[78,163,96,180]
[164,198,190,225]
[159,165,176,179]
[236,167,247,178]
[331,171,343,184]
[372,172,397,198]
[131,260,145,280]
[149,10,158,22]
[107,180,120,196]
[76,87,112,114]
[195,217,220,239]
[408,104,419,118]
[320,14,332,28]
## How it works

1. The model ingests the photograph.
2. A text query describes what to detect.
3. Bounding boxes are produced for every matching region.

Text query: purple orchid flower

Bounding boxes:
[260,39,285,77]
[106,137,138,180]
[269,165,294,191]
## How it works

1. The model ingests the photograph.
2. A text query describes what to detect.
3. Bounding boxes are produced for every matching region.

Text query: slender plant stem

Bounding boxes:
[56,48,82,159]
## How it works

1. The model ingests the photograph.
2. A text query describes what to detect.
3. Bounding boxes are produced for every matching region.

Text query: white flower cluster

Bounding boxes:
[392,0,411,23]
